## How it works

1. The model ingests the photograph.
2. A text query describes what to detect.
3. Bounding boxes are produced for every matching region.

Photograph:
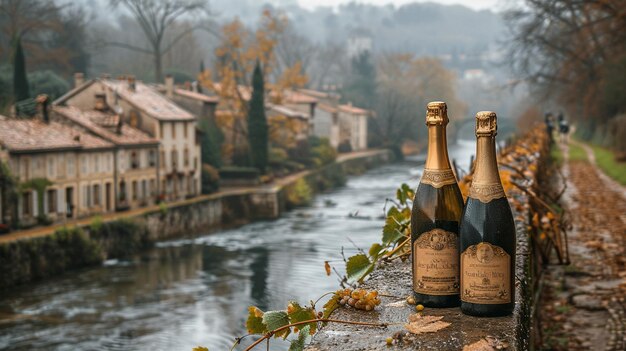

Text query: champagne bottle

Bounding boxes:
[411,101,464,308]
[460,111,516,317]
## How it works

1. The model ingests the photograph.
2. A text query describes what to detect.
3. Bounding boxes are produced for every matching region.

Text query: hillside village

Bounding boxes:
[0,73,371,230]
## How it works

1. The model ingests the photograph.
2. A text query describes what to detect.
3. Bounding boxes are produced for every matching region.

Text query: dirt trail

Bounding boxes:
[539,142,626,350]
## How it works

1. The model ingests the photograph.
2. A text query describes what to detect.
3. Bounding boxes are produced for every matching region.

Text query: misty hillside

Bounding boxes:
[210,1,505,56]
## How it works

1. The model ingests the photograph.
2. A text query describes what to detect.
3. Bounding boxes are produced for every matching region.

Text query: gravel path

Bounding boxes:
[539,141,626,350]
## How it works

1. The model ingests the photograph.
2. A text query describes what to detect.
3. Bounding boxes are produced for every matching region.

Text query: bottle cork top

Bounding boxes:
[426,101,449,126]
[475,111,497,137]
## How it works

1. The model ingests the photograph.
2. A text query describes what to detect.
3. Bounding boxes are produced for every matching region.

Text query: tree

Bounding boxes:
[342,50,377,109]
[13,36,29,102]
[505,0,626,149]
[198,9,307,165]
[0,1,90,76]
[198,116,223,168]
[108,0,210,82]
[373,54,465,147]
[248,61,268,172]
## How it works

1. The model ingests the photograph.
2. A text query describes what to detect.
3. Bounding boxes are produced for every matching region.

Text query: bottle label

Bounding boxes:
[413,229,459,295]
[421,168,457,188]
[460,242,511,304]
[468,182,505,203]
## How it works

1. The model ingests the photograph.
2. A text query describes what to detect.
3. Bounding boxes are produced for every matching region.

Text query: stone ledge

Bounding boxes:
[306,195,532,351]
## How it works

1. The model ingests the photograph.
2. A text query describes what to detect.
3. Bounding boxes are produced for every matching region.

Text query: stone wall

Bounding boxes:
[0,149,393,291]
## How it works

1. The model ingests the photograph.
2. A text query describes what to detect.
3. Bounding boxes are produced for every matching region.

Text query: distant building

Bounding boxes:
[299,89,341,149]
[0,111,115,226]
[55,74,201,201]
[347,34,373,58]
[159,75,219,128]
[298,89,370,151]
[338,103,369,151]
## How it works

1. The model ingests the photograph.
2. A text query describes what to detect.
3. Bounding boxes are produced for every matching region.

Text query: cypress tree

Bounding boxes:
[13,36,30,102]
[247,61,268,172]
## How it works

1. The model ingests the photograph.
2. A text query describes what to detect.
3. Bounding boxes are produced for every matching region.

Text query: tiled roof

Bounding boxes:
[282,90,318,104]
[317,103,338,113]
[0,118,113,153]
[267,104,308,119]
[339,104,370,115]
[174,88,219,104]
[53,106,158,147]
[101,79,195,121]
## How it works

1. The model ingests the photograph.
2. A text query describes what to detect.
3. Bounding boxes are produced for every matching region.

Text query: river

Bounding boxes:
[0,141,475,351]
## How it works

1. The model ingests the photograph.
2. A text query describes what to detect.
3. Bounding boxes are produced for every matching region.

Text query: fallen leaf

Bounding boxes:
[463,339,495,351]
[324,261,331,276]
[404,314,450,335]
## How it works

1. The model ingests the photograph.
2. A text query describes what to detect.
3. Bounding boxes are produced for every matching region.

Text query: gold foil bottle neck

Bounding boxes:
[475,111,497,137]
[426,101,449,126]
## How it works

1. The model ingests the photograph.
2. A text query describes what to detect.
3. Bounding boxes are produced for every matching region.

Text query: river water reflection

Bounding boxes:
[0,141,475,351]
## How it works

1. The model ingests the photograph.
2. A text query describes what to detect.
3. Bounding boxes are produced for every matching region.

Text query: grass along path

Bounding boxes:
[589,144,626,186]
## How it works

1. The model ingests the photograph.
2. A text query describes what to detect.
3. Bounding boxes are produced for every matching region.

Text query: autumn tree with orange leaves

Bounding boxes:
[199,10,307,166]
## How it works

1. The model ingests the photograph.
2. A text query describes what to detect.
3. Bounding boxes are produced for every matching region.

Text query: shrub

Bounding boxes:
[28,70,70,100]
[311,137,337,166]
[285,178,312,207]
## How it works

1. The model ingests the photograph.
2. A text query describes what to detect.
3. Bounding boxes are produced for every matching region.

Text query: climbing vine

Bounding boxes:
[20,177,53,224]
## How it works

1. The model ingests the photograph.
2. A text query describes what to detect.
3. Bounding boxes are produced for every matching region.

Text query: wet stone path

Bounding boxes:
[539,142,626,350]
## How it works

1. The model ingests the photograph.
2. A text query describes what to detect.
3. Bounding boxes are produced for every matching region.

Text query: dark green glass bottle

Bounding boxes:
[460,111,516,317]
[411,101,464,308]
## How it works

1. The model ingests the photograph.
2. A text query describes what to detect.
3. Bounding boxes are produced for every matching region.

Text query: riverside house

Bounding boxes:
[298,89,370,151]
[0,112,115,227]
[52,105,160,211]
[55,74,201,202]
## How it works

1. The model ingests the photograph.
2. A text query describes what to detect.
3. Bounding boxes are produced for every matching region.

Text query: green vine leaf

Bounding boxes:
[288,325,311,351]
[322,292,341,319]
[263,310,291,339]
[287,302,317,334]
[368,243,383,258]
[246,306,267,334]
[346,253,375,283]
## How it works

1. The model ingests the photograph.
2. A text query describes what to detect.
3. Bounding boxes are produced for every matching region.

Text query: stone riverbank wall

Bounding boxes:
[0,150,394,291]
[307,132,551,351]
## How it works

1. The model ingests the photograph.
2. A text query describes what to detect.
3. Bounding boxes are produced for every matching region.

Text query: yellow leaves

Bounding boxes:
[404,314,450,335]
[269,115,304,149]
[192,347,209,351]
[324,261,331,276]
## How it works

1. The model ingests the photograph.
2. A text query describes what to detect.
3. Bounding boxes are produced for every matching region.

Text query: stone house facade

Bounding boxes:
[0,116,115,226]
[298,89,370,151]
[52,105,160,211]
[55,75,201,202]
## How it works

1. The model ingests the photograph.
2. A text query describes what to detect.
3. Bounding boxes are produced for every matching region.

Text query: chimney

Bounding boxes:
[128,75,136,92]
[74,72,84,88]
[94,94,107,111]
[165,74,174,98]
[36,94,50,123]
